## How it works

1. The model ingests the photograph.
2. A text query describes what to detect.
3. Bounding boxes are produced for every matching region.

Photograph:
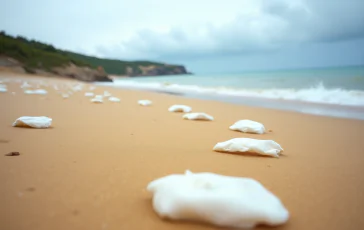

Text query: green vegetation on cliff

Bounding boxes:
[0,31,185,75]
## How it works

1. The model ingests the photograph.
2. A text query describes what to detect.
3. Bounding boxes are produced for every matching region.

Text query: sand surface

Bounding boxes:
[1,73,364,230]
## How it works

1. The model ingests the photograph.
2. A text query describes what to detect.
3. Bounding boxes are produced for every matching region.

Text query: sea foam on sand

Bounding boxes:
[230,120,266,134]
[213,138,283,158]
[138,100,152,106]
[0,85,7,92]
[91,97,103,103]
[147,170,289,229]
[85,92,94,97]
[183,112,214,121]
[109,96,120,102]
[13,116,52,128]
[24,89,48,95]
[168,105,192,113]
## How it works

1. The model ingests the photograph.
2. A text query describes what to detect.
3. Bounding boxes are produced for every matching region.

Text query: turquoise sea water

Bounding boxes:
[115,65,364,90]
[98,65,364,119]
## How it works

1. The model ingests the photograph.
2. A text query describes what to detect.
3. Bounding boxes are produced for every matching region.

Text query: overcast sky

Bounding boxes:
[1,0,364,73]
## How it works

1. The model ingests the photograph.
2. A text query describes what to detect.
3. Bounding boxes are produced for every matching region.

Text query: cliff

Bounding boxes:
[0,31,191,81]
[127,64,189,76]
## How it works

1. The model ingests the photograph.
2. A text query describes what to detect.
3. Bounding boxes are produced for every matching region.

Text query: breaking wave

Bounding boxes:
[97,80,364,107]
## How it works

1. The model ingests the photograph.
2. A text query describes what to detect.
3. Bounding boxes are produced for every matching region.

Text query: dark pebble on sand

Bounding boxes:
[5,152,20,156]
[26,187,36,192]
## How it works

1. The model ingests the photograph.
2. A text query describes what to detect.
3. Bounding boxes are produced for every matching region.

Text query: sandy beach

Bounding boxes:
[1,72,364,230]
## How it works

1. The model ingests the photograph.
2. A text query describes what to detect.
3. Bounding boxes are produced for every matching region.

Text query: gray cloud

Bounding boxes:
[96,0,364,59]
[1,0,363,71]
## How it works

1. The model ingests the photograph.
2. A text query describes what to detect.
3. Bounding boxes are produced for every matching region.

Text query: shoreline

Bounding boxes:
[2,71,364,120]
[95,82,364,121]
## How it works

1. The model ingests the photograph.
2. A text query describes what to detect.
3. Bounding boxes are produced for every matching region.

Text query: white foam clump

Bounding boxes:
[20,82,32,88]
[147,170,289,229]
[230,120,266,134]
[13,116,52,128]
[109,96,120,102]
[213,138,283,158]
[168,105,192,113]
[103,91,111,97]
[138,100,152,106]
[85,92,94,97]
[0,84,7,93]
[91,97,103,103]
[24,89,48,95]
[183,112,214,121]
[72,84,83,91]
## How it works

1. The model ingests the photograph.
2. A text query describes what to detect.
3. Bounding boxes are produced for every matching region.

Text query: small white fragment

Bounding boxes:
[183,112,214,121]
[24,89,48,95]
[72,84,83,91]
[13,116,52,128]
[147,170,289,229]
[213,138,284,158]
[138,100,152,106]
[0,88,7,93]
[109,96,120,102]
[103,91,111,97]
[85,92,94,97]
[168,105,192,113]
[89,86,96,91]
[62,93,69,98]
[95,95,103,99]
[230,120,266,134]
[91,98,103,103]
[20,82,32,88]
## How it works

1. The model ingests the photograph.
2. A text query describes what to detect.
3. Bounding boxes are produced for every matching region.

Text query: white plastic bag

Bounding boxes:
[13,116,52,128]
[147,170,289,229]
[183,112,214,121]
[168,105,192,113]
[213,138,283,158]
[230,120,266,134]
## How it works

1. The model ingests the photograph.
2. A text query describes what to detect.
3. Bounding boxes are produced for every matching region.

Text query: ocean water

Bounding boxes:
[98,65,364,119]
